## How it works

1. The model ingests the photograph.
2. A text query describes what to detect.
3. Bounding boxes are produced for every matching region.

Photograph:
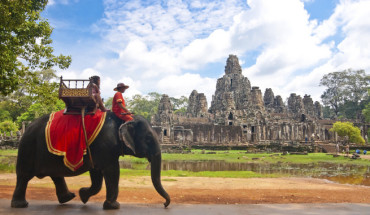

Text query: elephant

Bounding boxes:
[11,112,170,209]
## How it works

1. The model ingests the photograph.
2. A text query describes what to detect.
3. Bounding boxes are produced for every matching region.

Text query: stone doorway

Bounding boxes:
[228,112,233,120]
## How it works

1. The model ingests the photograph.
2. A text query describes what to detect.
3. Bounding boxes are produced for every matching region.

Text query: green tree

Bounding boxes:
[362,95,370,142]
[363,102,370,123]
[0,120,19,136]
[0,109,12,122]
[320,71,346,117]
[322,105,335,119]
[0,69,61,121]
[0,0,71,96]
[342,70,369,103]
[320,69,369,119]
[0,93,32,122]
[16,100,65,126]
[126,92,161,121]
[330,121,365,145]
[104,97,113,110]
[106,92,189,121]
[170,96,188,114]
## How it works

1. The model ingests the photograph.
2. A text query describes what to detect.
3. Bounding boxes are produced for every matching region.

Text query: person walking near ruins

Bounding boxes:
[112,83,133,122]
[345,144,350,157]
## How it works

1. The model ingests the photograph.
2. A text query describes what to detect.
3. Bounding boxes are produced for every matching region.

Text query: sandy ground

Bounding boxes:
[1,173,370,205]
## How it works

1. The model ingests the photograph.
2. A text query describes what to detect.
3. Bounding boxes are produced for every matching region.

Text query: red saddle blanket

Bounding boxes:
[45,109,106,171]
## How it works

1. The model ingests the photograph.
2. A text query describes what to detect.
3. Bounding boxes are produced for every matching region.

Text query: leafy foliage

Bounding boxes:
[125,92,162,121]
[320,71,346,117]
[0,69,63,124]
[362,91,370,123]
[322,105,335,119]
[170,96,188,114]
[105,92,189,121]
[0,109,12,122]
[104,97,113,110]
[0,0,71,96]
[16,100,65,126]
[362,97,370,142]
[320,69,369,119]
[330,121,365,145]
[0,120,19,136]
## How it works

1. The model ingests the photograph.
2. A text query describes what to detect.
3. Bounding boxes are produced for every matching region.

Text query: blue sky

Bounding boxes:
[43,0,370,105]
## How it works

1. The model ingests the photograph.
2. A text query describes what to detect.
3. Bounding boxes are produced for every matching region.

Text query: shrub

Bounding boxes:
[0,121,19,136]
[330,121,365,145]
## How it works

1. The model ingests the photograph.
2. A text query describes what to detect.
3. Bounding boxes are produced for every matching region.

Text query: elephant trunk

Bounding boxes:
[150,153,170,208]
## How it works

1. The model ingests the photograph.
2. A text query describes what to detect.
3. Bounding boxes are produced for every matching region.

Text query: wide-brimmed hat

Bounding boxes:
[114,83,129,91]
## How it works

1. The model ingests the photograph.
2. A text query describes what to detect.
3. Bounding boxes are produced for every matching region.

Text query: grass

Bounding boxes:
[1,149,369,177]
[119,169,283,178]
[121,150,370,166]
[162,178,178,181]
[0,149,18,157]
[0,163,15,173]
[0,156,16,173]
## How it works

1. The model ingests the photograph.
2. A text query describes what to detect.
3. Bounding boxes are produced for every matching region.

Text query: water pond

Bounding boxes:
[119,160,370,186]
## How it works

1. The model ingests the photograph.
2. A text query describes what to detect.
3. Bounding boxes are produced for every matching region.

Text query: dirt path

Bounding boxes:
[1,174,370,204]
[360,154,370,160]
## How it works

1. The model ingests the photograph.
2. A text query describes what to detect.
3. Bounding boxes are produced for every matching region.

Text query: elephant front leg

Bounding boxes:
[51,177,76,204]
[11,174,33,208]
[102,161,120,210]
[79,169,103,204]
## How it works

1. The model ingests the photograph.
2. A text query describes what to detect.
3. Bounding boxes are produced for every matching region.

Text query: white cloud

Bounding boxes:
[237,0,331,76]
[48,0,78,6]
[86,0,247,100]
[280,63,336,102]
[116,40,181,78]
[156,73,216,103]
[56,69,142,99]
[180,29,232,70]
[278,0,370,102]
[235,0,370,104]
[98,0,246,71]
[61,0,369,106]
[100,0,246,50]
[102,76,142,99]
[329,0,370,71]
[95,0,332,102]
[58,68,101,80]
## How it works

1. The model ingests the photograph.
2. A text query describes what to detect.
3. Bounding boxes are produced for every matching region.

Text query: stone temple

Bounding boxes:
[151,55,368,147]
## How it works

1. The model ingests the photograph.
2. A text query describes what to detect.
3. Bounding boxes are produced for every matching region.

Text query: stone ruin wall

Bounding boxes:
[151,54,368,147]
[173,124,243,146]
[173,114,212,124]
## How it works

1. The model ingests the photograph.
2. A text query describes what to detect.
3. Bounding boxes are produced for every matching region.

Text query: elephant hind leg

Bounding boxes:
[51,177,76,204]
[11,174,33,208]
[79,169,103,204]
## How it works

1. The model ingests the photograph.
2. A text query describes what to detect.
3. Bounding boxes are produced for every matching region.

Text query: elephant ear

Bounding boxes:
[119,121,136,154]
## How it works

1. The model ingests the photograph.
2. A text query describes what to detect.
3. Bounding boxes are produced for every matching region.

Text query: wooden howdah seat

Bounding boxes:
[58,76,97,167]
[59,76,97,115]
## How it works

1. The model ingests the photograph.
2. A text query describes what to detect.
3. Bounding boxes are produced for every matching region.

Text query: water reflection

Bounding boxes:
[119,160,370,186]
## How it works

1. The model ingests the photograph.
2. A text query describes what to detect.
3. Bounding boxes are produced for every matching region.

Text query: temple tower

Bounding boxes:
[187,90,208,117]
[209,54,252,113]
[152,94,173,126]
[264,88,275,109]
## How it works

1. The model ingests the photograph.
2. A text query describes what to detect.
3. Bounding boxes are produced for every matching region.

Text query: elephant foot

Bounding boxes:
[11,199,29,208]
[79,188,91,204]
[57,192,76,204]
[103,200,120,210]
